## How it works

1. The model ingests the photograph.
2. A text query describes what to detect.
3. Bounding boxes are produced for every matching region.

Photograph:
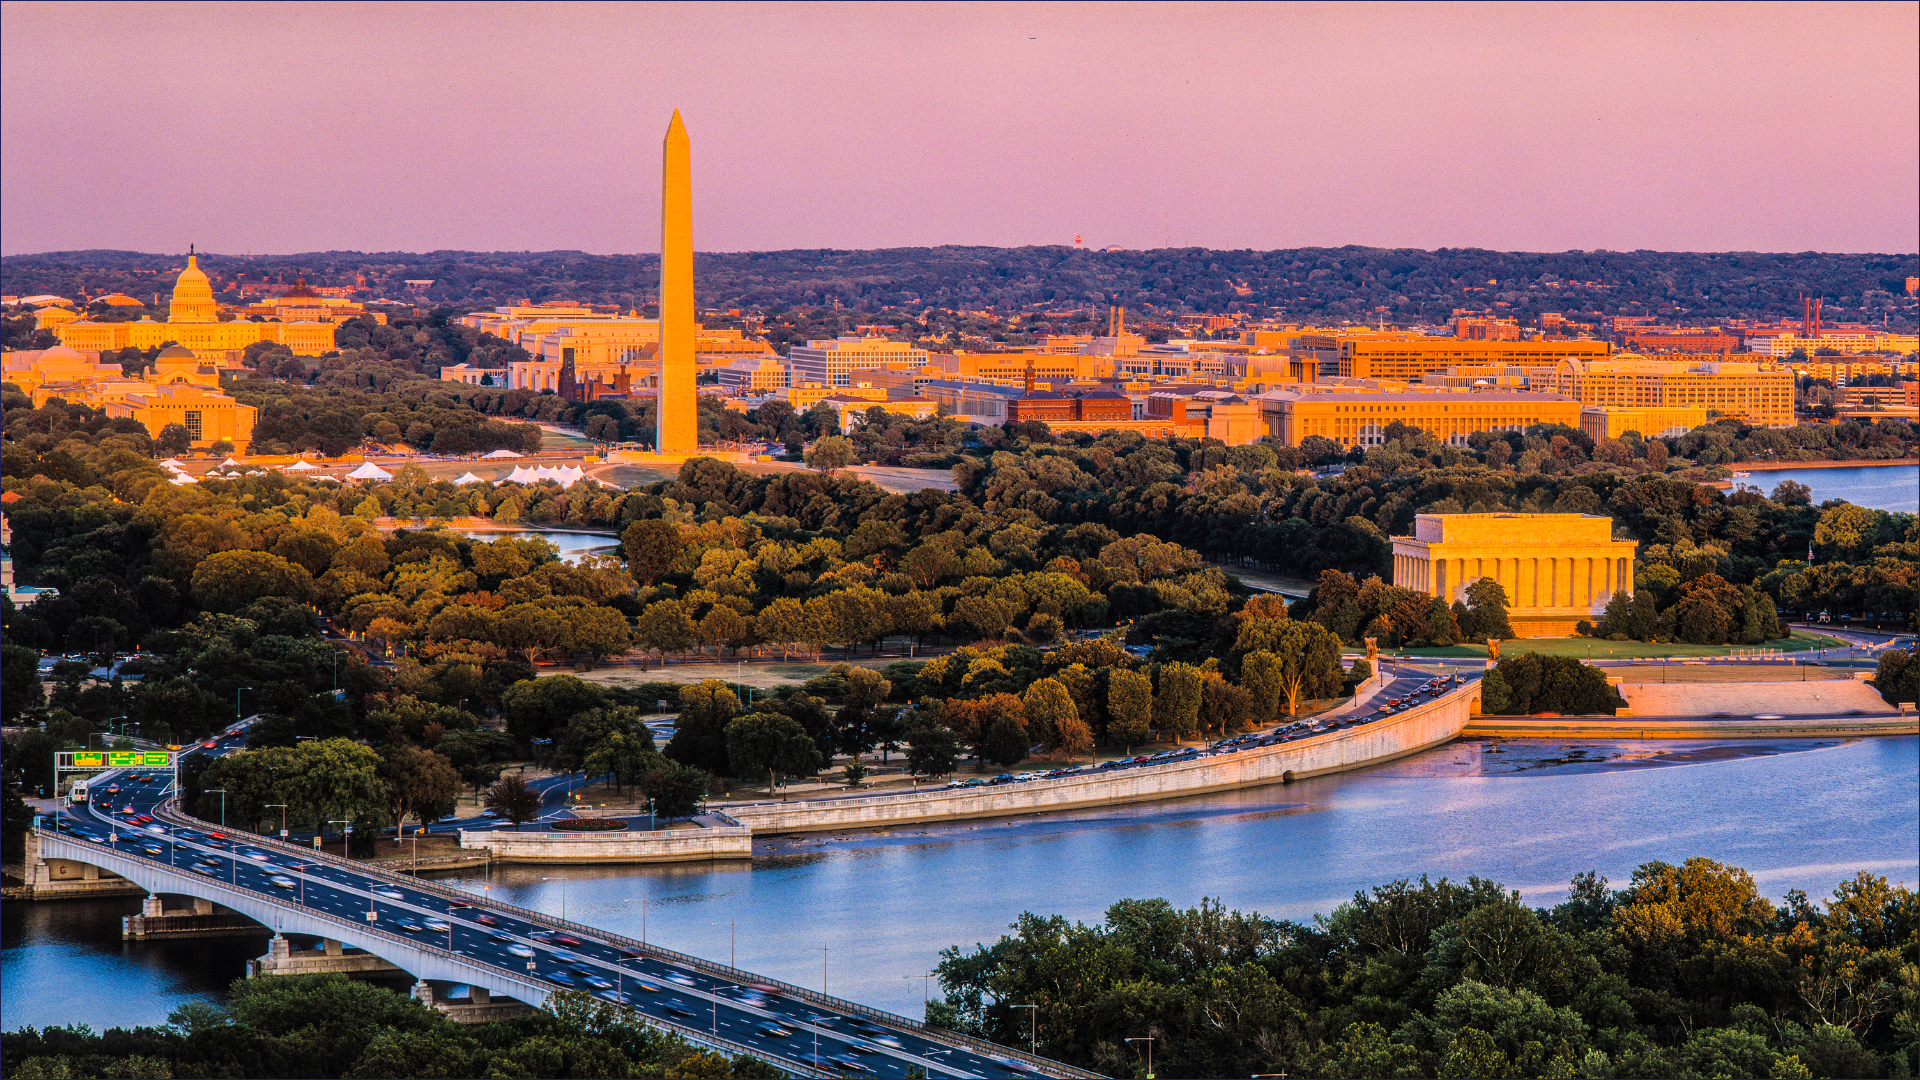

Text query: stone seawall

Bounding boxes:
[458,825,752,864]
[1462,716,1918,740]
[730,684,1477,835]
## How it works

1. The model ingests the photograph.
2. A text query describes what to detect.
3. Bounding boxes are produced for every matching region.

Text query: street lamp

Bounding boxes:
[1125,1036,1156,1079]
[622,897,654,944]
[266,803,288,838]
[903,970,937,1005]
[711,984,738,1035]
[711,920,735,968]
[1012,1004,1038,1058]
[806,946,828,996]
[329,819,353,853]
[236,687,253,724]
[541,875,569,921]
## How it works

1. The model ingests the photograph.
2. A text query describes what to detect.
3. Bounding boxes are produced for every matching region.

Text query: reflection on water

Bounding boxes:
[1742,465,1917,513]
[6,737,1913,1030]
[0,897,271,1033]
[455,529,620,561]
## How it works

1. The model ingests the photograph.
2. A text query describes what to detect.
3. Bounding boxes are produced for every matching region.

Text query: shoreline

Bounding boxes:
[1726,457,1917,471]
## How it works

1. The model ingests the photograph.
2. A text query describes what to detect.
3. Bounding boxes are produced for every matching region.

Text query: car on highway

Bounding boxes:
[662,971,695,987]
[581,974,613,990]
[629,981,662,994]
[755,1021,793,1038]
[662,1003,695,1019]
[371,887,405,900]
[267,875,297,889]
[240,849,271,862]
[506,943,535,958]
[394,919,426,933]
[189,860,221,876]
[473,912,500,926]
[141,843,164,856]
[422,918,451,933]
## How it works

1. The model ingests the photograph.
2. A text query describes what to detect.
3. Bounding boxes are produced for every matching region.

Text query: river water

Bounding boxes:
[454,528,621,561]
[1742,464,1917,513]
[7,735,1914,1033]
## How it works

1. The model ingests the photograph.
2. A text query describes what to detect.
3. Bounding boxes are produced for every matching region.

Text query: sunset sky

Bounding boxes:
[2,2,1914,256]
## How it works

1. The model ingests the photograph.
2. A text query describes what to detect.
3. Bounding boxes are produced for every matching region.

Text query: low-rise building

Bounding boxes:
[1578,406,1708,441]
[439,363,508,386]
[1257,387,1584,448]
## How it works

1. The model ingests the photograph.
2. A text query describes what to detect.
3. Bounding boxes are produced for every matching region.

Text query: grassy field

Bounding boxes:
[1364,629,1847,661]
[564,655,902,691]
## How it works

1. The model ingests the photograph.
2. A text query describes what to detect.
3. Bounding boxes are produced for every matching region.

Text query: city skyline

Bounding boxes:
[3,2,1916,257]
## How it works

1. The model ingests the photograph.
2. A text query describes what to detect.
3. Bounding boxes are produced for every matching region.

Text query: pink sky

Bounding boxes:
[2,2,1914,256]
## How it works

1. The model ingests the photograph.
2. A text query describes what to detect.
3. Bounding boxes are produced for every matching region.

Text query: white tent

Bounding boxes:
[504,465,540,484]
[220,457,244,468]
[283,460,321,471]
[346,462,393,481]
[453,472,487,485]
[483,448,523,459]
[168,473,199,485]
[159,458,187,471]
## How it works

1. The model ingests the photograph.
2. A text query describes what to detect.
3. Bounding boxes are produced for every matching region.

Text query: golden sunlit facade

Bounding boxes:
[53,254,339,358]
[1551,355,1794,427]
[1392,513,1638,638]
[1292,334,1612,382]
[1258,388,1585,447]
[4,344,257,450]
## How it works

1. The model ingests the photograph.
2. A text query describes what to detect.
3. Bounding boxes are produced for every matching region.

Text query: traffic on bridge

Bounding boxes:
[39,724,1095,1080]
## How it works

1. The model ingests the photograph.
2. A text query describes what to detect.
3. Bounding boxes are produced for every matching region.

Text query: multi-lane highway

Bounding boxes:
[44,729,1091,1079]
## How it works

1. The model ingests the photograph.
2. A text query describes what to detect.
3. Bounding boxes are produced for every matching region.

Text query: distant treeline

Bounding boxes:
[5,246,1914,324]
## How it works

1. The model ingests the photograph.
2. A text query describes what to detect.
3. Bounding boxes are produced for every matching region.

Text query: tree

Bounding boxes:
[485,773,544,830]
[1,643,45,722]
[621,519,684,585]
[376,746,461,837]
[1153,662,1204,742]
[1484,654,1623,715]
[156,423,192,456]
[665,681,741,775]
[1424,596,1457,646]
[1262,622,1346,717]
[1464,577,1513,640]
[499,674,610,743]
[435,728,516,792]
[639,757,710,820]
[1023,677,1092,760]
[189,550,314,612]
[805,434,856,475]
[905,722,959,779]
[1813,503,1880,560]
[725,712,823,794]
[584,732,657,796]
[635,601,696,660]
[1198,674,1257,738]
[1107,669,1153,752]
[568,606,633,667]
[1872,648,1916,708]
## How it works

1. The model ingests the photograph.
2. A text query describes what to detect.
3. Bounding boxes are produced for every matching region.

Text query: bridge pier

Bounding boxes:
[124,893,263,940]
[418,980,536,1024]
[8,832,144,900]
[248,934,408,978]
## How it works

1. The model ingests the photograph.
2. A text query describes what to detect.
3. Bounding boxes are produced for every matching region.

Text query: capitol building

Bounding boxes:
[47,250,344,358]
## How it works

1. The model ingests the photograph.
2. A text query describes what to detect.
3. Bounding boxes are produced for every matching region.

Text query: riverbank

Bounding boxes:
[1730,457,1917,471]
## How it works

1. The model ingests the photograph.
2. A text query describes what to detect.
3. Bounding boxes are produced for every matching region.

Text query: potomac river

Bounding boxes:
[7,734,1914,1032]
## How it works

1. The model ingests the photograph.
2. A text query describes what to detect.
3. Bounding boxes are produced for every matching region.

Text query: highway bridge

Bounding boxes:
[40,737,1098,1079]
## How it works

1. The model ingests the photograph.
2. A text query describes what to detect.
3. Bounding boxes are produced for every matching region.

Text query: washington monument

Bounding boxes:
[656,110,697,454]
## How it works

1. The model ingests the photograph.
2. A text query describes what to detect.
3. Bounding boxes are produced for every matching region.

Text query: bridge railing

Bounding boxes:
[33,823,836,1078]
[154,800,1101,1078]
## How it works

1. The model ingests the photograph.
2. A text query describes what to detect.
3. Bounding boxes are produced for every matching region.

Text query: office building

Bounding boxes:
[54,252,338,358]
[1578,406,1708,441]
[1257,387,1584,448]
[788,337,932,387]
[1550,356,1794,427]
[1290,333,1610,382]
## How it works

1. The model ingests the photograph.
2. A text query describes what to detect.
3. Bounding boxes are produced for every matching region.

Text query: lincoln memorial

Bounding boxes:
[1390,513,1638,638]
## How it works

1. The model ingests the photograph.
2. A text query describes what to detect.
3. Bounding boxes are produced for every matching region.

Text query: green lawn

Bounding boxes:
[1354,629,1847,661]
